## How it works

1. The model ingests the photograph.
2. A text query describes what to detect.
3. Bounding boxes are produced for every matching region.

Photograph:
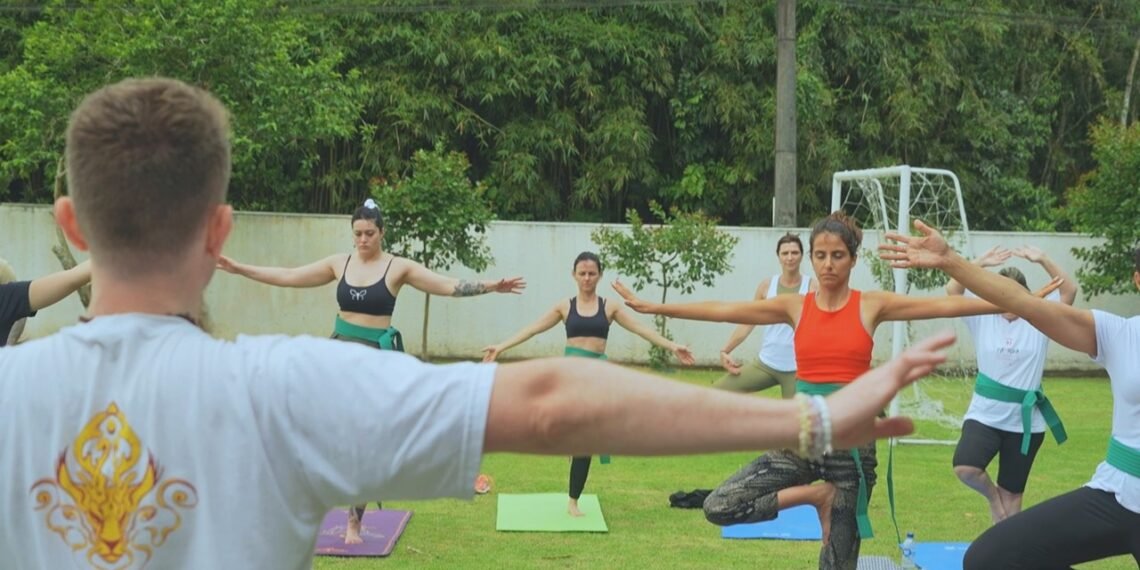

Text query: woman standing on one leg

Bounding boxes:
[482,251,695,517]
[613,211,1056,570]
[716,233,817,399]
[947,245,1077,524]
[882,222,1140,570]
[218,198,525,544]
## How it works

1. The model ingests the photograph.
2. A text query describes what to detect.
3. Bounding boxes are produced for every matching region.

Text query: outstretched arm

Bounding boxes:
[719,280,768,373]
[217,254,340,288]
[403,259,526,298]
[946,246,1010,296]
[612,280,796,327]
[873,276,1062,326]
[28,260,91,311]
[482,306,563,362]
[484,330,956,455]
[1013,245,1079,305]
[611,307,695,365]
[881,221,1096,356]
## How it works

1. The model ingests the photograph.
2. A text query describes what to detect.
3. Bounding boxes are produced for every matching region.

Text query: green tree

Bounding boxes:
[591,202,738,368]
[1064,118,1140,297]
[370,143,496,359]
[0,0,364,211]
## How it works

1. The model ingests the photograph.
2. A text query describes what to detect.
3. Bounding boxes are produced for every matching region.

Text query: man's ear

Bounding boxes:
[205,204,233,257]
[54,197,89,252]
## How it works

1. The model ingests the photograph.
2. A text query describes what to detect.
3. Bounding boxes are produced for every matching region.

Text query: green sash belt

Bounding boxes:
[334,316,404,351]
[1107,437,1140,478]
[973,373,1067,455]
[565,346,610,463]
[795,380,874,539]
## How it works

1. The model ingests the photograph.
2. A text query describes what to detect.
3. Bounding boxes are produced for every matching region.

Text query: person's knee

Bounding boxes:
[701,489,743,526]
[954,464,984,484]
[963,527,1021,570]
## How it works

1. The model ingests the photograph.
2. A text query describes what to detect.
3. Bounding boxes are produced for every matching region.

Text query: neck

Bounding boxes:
[87,268,207,321]
[814,284,851,310]
[357,249,383,262]
[780,268,802,285]
[577,290,598,302]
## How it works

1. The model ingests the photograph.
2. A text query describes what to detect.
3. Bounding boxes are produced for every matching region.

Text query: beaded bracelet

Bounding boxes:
[794,394,834,461]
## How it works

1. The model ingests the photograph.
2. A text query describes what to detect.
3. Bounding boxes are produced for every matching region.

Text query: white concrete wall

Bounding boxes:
[3,204,1136,371]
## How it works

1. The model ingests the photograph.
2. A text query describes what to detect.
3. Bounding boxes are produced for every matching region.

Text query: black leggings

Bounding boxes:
[569,456,591,499]
[964,486,1140,569]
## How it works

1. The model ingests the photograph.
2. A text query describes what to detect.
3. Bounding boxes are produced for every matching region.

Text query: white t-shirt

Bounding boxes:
[1085,310,1140,514]
[960,290,1060,432]
[0,314,494,570]
[758,275,812,372]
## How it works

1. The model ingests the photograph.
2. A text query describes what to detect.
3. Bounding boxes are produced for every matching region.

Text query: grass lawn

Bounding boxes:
[314,368,1130,569]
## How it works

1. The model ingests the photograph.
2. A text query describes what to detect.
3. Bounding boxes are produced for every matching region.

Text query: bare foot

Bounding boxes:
[345,518,364,545]
[568,498,585,517]
[808,482,837,545]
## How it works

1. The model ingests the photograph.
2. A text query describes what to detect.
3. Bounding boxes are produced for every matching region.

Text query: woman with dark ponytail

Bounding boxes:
[482,250,695,517]
[219,197,525,544]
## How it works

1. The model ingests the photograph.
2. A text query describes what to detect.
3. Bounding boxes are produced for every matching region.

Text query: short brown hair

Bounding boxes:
[998,267,1029,290]
[66,78,231,273]
[775,232,803,255]
[810,211,863,257]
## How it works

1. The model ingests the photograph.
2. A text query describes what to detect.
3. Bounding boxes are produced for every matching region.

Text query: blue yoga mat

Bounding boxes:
[721,505,821,540]
[912,542,969,570]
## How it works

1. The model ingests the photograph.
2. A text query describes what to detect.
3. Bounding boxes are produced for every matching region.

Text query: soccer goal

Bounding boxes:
[831,165,974,445]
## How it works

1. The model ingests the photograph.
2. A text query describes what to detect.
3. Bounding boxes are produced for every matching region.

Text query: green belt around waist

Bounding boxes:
[564,345,610,463]
[1107,437,1140,478]
[334,316,404,351]
[563,346,607,360]
[795,380,874,539]
[973,372,1067,455]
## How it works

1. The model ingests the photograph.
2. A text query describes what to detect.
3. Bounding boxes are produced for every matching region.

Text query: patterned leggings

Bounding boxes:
[703,446,877,570]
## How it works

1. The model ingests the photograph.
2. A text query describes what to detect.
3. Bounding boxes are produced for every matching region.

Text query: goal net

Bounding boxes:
[831,165,975,445]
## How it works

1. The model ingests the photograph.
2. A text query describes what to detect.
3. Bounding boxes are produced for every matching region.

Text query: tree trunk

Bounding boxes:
[1123,36,1140,127]
[421,293,432,360]
[50,159,90,307]
[773,0,798,227]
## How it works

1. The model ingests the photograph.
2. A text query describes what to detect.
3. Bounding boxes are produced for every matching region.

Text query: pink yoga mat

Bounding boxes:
[314,508,413,557]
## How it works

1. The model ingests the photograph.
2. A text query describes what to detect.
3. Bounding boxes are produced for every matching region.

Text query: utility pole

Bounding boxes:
[774,0,797,227]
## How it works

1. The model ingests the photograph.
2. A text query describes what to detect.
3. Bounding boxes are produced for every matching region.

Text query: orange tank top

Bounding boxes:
[794,290,874,383]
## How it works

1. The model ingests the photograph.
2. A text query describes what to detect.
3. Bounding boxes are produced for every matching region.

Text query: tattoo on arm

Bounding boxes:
[452,280,487,297]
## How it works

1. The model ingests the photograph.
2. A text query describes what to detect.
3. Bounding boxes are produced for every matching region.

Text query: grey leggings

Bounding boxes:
[703,446,877,570]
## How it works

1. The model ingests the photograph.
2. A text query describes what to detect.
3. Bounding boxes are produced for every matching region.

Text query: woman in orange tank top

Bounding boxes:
[613,211,1058,570]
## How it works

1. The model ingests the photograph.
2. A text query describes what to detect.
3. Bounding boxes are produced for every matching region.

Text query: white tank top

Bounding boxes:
[758,274,811,372]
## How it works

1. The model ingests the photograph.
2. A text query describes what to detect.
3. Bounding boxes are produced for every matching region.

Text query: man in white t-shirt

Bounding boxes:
[883,223,1140,569]
[946,245,1077,524]
[0,77,957,570]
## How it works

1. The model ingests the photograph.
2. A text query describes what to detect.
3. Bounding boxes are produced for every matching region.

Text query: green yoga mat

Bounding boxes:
[495,493,609,532]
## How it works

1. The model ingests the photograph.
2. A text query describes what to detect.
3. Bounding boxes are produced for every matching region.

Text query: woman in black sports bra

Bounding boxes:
[218,197,525,544]
[482,251,694,517]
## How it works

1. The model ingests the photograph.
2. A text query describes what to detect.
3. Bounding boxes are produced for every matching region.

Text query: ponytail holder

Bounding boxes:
[363,198,378,210]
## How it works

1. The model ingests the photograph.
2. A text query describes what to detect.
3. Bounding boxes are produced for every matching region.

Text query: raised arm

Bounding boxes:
[484,330,957,455]
[946,246,1010,296]
[611,280,797,327]
[482,305,564,362]
[28,260,91,311]
[402,259,526,298]
[611,306,695,365]
[217,254,340,288]
[1013,245,1079,305]
[881,221,1097,356]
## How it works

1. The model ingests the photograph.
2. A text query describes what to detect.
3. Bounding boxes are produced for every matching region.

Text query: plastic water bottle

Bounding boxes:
[899,531,917,569]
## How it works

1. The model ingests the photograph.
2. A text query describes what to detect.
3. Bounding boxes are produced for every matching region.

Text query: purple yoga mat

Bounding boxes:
[314,508,413,557]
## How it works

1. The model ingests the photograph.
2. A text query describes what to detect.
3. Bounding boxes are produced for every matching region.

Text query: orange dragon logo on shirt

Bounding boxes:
[31,403,198,570]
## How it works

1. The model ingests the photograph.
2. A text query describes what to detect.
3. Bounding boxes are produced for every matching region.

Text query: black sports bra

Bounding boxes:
[565,297,610,339]
[336,256,397,317]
